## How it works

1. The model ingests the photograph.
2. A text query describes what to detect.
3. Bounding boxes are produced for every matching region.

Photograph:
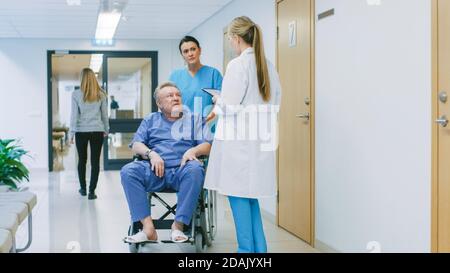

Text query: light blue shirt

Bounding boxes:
[130,112,212,168]
[169,65,223,117]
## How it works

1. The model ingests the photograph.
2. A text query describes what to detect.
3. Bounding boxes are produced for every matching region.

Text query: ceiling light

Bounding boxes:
[367,0,382,6]
[92,1,128,47]
[92,39,115,47]
[95,12,121,40]
[66,0,81,6]
[89,54,103,73]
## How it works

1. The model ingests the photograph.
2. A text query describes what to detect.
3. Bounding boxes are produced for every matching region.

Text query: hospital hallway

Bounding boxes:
[4,0,448,255]
[15,168,318,253]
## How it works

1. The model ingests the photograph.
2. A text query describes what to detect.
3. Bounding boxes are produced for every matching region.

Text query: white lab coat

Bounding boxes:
[204,47,282,198]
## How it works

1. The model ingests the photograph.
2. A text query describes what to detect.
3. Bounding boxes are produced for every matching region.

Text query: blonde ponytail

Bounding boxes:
[252,24,271,102]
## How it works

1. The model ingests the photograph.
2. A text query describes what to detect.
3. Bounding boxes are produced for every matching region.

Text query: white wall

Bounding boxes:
[315,0,431,252]
[189,0,276,74]
[57,80,78,127]
[0,39,183,169]
[189,0,277,217]
[109,71,141,116]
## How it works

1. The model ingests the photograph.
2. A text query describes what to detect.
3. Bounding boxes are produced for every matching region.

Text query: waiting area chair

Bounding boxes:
[0,191,37,253]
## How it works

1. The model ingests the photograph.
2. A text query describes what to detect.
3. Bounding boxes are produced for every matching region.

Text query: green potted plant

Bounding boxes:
[0,139,30,191]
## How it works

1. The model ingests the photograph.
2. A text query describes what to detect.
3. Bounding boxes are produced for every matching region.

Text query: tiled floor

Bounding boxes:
[15,145,318,253]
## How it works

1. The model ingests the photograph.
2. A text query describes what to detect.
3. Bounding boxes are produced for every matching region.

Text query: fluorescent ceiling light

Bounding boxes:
[95,12,122,40]
[367,0,382,5]
[67,0,81,6]
[90,54,103,73]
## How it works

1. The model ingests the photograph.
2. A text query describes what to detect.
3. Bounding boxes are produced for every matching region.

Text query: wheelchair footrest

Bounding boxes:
[153,219,191,232]
[153,219,174,230]
[160,239,192,244]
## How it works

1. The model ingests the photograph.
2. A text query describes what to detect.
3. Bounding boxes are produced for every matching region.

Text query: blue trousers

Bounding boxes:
[120,160,204,225]
[228,196,267,253]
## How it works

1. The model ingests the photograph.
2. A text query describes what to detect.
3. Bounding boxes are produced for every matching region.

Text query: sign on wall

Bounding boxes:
[288,20,297,47]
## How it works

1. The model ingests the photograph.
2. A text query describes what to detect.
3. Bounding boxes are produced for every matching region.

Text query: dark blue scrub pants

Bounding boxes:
[120,160,204,225]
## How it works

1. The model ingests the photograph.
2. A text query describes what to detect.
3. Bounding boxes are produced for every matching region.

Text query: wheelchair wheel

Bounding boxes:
[195,232,204,253]
[129,243,139,253]
[200,211,212,247]
[206,190,217,241]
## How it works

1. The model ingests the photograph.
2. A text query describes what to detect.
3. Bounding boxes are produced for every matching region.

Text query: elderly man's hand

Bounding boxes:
[181,148,200,167]
[149,151,165,178]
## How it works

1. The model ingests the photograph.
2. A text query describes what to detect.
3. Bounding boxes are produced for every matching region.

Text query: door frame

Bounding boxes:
[47,50,158,172]
[101,51,158,170]
[431,0,439,253]
[275,0,316,246]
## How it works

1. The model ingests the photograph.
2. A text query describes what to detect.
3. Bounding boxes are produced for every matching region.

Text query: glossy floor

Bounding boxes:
[16,147,318,253]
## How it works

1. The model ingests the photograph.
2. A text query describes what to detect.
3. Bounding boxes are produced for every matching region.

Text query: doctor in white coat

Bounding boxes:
[204,16,282,253]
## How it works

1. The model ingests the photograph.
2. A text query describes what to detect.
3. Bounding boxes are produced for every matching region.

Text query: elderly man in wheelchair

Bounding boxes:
[121,81,212,244]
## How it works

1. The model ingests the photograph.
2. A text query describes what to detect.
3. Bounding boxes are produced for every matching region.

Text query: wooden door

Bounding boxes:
[277,0,314,244]
[434,0,450,252]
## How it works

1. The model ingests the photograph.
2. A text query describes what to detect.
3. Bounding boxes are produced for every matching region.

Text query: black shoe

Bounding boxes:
[79,188,87,196]
[88,192,97,200]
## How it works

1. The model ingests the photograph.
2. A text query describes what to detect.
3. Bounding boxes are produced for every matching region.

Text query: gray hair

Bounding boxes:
[153,81,179,103]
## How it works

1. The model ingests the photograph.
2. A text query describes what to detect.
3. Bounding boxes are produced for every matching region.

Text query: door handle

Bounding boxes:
[436,115,449,127]
[296,113,310,120]
[439,91,448,103]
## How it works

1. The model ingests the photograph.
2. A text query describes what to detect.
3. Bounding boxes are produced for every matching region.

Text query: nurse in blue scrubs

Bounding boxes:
[169,36,223,117]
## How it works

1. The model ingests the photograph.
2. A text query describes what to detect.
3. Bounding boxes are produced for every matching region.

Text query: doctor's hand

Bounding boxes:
[181,148,200,167]
[149,151,165,178]
[206,111,216,123]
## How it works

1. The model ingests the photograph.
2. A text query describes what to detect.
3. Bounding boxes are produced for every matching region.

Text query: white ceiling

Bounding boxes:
[0,0,233,39]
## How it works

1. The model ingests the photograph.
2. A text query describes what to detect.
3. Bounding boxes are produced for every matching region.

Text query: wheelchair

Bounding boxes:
[126,155,217,253]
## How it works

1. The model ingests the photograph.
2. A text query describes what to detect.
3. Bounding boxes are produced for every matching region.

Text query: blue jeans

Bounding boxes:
[120,160,204,225]
[228,196,267,253]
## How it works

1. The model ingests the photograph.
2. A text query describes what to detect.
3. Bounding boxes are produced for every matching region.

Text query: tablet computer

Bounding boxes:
[202,88,220,97]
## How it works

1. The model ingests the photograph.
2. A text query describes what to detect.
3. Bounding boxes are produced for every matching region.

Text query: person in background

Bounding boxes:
[204,16,282,253]
[110,95,119,119]
[110,95,119,110]
[169,36,223,118]
[70,68,109,200]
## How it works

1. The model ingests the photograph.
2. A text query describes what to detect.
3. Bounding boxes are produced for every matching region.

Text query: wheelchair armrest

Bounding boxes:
[198,155,209,166]
[133,154,209,164]
[133,154,148,161]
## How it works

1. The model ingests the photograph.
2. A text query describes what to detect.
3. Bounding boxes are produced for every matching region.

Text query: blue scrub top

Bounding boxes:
[169,65,223,117]
[130,112,212,168]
